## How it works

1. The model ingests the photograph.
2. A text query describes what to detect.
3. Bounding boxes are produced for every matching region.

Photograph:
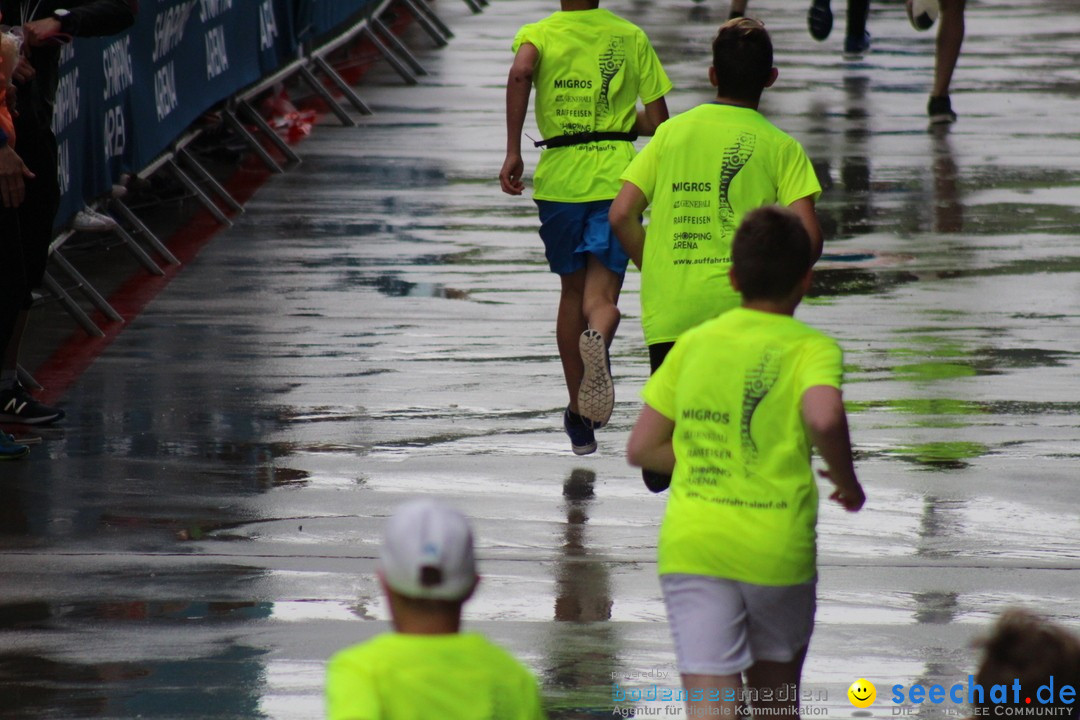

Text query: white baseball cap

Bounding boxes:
[380,499,478,601]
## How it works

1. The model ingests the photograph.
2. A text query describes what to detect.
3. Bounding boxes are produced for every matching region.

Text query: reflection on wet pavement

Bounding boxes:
[3,0,1080,717]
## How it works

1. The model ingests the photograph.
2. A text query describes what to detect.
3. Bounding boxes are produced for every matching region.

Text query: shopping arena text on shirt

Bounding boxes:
[891,676,1076,716]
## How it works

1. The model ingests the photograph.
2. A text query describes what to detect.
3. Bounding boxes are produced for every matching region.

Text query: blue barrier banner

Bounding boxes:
[55,0,300,227]
[295,0,373,41]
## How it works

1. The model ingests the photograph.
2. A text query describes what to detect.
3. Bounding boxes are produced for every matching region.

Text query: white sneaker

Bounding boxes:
[577,328,614,429]
[73,207,119,232]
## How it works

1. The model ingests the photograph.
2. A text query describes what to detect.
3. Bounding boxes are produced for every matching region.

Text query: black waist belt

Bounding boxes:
[534,131,638,149]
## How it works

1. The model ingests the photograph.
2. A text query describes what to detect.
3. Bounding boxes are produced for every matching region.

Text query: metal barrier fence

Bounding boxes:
[29,0,483,367]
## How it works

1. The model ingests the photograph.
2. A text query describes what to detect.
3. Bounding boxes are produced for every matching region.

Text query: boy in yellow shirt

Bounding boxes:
[500,0,671,455]
[627,206,864,720]
[611,17,822,489]
[326,499,546,720]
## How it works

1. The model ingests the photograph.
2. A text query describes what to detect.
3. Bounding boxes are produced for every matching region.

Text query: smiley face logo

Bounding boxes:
[848,679,876,708]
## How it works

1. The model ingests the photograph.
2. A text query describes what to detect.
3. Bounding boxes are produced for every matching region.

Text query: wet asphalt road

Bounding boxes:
[2,0,1080,718]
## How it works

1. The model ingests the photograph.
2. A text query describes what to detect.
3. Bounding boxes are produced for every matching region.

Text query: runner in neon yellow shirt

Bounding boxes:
[611,17,821,491]
[327,633,544,720]
[500,1,671,455]
[326,500,546,720]
[613,18,822,351]
[627,207,864,720]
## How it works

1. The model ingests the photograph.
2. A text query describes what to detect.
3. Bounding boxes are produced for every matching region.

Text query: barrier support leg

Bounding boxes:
[41,271,104,338]
[177,146,245,214]
[50,250,124,322]
[110,198,180,266]
[311,55,376,113]
[298,64,359,126]
[371,18,428,76]
[15,365,41,390]
[223,107,285,173]
[167,158,233,227]
[237,100,302,165]
[359,26,418,85]
[397,0,451,46]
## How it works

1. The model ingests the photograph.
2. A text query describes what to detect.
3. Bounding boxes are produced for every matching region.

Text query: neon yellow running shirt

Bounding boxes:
[326,632,546,720]
[620,104,821,345]
[513,9,671,202]
[641,308,842,585]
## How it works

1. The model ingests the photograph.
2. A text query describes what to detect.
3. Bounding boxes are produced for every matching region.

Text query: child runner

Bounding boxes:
[969,608,1080,718]
[627,206,865,719]
[326,499,547,720]
[610,17,822,491]
[499,0,671,455]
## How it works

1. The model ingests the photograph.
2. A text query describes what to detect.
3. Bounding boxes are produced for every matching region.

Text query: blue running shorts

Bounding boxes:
[535,199,630,276]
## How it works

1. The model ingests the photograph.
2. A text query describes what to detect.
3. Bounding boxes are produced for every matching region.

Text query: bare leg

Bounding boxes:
[580,255,621,347]
[744,646,809,719]
[932,0,966,97]
[683,672,743,718]
[729,0,749,18]
[557,268,587,413]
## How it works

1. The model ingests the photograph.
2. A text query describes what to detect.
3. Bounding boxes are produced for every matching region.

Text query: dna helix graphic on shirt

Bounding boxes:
[718,132,757,237]
[740,345,781,459]
[595,36,626,121]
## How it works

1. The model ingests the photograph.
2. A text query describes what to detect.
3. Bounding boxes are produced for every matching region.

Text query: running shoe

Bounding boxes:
[928,95,957,124]
[843,31,871,58]
[807,0,833,41]
[905,0,938,31]
[72,206,119,232]
[577,329,614,429]
[0,383,66,425]
[563,407,597,456]
[0,432,30,460]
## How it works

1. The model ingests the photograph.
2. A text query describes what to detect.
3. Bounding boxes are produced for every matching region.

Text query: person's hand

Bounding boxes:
[820,469,866,512]
[0,145,35,208]
[499,152,524,195]
[23,18,62,46]
[12,55,35,84]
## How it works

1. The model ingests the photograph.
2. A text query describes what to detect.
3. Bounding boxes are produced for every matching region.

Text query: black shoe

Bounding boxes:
[563,407,597,456]
[843,31,871,58]
[0,383,66,425]
[807,0,833,41]
[928,95,957,125]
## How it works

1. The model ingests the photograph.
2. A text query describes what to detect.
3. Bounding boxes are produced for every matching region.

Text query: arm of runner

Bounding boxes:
[609,182,649,270]
[801,385,865,512]
[500,43,538,196]
[634,97,669,137]
[787,195,823,263]
[627,404,676,475]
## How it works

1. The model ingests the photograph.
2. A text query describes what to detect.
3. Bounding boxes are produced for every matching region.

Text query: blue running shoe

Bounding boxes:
[0,432,30,461]
[563,407,597,456]
[843,31,872,59]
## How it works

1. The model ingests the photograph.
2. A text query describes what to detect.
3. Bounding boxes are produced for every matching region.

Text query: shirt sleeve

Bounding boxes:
[640,335,688,420]
[796,334,843,395]
[635,31,672,104]
[776,137,822,205]
[512,23,540,56]
[619,128,661,202]
[326,651,380,720]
